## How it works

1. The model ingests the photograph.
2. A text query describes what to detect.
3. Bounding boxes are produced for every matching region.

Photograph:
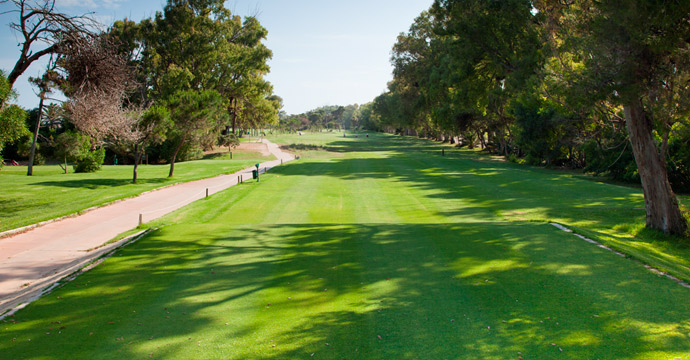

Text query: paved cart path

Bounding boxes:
[0,139,293,315]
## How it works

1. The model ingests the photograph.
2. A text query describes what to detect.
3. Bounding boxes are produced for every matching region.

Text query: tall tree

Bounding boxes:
[139,0,275,168]
[390,11,436,135]
[430,0,542,151]
[211,15,273,135]
[541,1,690,236]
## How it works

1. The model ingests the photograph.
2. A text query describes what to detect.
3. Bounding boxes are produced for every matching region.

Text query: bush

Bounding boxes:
[582,129,639,183]
[74,148,105,173]
[508,153,524,164]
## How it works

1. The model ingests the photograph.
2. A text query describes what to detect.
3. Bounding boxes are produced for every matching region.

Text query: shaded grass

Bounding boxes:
[2,131,690,359]
[0,156,268,233]
[3,220,690,359]
[269,132,690,283]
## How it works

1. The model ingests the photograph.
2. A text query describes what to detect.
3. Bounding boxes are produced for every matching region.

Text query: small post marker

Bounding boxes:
[139,214,143,226]
[281,159,283,165]
[206,188,209,198]
[442,148,445,156]
[230,152,233,159]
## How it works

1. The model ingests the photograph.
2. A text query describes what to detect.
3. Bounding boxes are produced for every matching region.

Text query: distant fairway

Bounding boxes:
[2,132,690,359]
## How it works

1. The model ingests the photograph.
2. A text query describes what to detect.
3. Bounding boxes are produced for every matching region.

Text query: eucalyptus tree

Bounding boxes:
[429,0,543,152]
[390,11,436,136]
[141,0,236,175]
[211,15,274,134]
[538,0,690,236]
[137,0,275,175]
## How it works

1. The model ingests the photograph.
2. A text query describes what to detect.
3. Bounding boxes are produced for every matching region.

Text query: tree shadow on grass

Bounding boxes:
[279,133,444,154]
[2,222,689,359]
[33,177,169,189]
[0,199,35,219]
[272,151,645,232]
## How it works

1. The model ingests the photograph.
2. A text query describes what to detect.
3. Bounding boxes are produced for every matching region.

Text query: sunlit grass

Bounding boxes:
[2,131,690,359]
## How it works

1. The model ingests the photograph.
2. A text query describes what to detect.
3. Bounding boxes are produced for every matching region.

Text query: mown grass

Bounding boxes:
[0,150,274,233]
[2,131,690,359]
[270,131,690,283]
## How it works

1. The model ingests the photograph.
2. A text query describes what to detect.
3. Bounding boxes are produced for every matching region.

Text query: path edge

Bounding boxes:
[0,140,292,240]
[0,228,154,319]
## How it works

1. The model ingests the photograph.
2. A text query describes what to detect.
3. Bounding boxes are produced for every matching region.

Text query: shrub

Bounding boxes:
[74,148,105,173]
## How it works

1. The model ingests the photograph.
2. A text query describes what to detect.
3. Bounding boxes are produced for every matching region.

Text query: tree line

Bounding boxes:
[0,0,281,181]
[277,104,373,133]
[364,0,690,237]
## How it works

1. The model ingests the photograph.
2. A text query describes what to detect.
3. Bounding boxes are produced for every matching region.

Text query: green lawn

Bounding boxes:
[0,152,274,233]
[2,132,690,359]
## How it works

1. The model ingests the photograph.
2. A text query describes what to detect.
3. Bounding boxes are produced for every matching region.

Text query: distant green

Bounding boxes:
[0,154,274,233]
[2,132,690,359]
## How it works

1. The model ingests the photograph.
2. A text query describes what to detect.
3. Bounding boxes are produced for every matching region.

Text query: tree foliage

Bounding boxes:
[0,71,29,158]
[368,0,690,236]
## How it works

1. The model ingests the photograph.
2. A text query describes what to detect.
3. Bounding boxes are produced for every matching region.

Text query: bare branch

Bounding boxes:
[4,0,98,87]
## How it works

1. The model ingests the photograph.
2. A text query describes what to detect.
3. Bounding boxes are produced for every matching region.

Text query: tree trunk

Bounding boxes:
[169,131,189,178]
[61,155,67,174]
[476,130,487,149]
[133,144,140,184]
[230,98,238,135]
[27,96,45,176]
[624,99,687,236]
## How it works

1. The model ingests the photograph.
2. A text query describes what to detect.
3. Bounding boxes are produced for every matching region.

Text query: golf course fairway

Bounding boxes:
[2,132,690,359]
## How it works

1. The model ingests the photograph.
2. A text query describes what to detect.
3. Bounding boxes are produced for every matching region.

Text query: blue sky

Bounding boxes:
[0,0,432,114]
